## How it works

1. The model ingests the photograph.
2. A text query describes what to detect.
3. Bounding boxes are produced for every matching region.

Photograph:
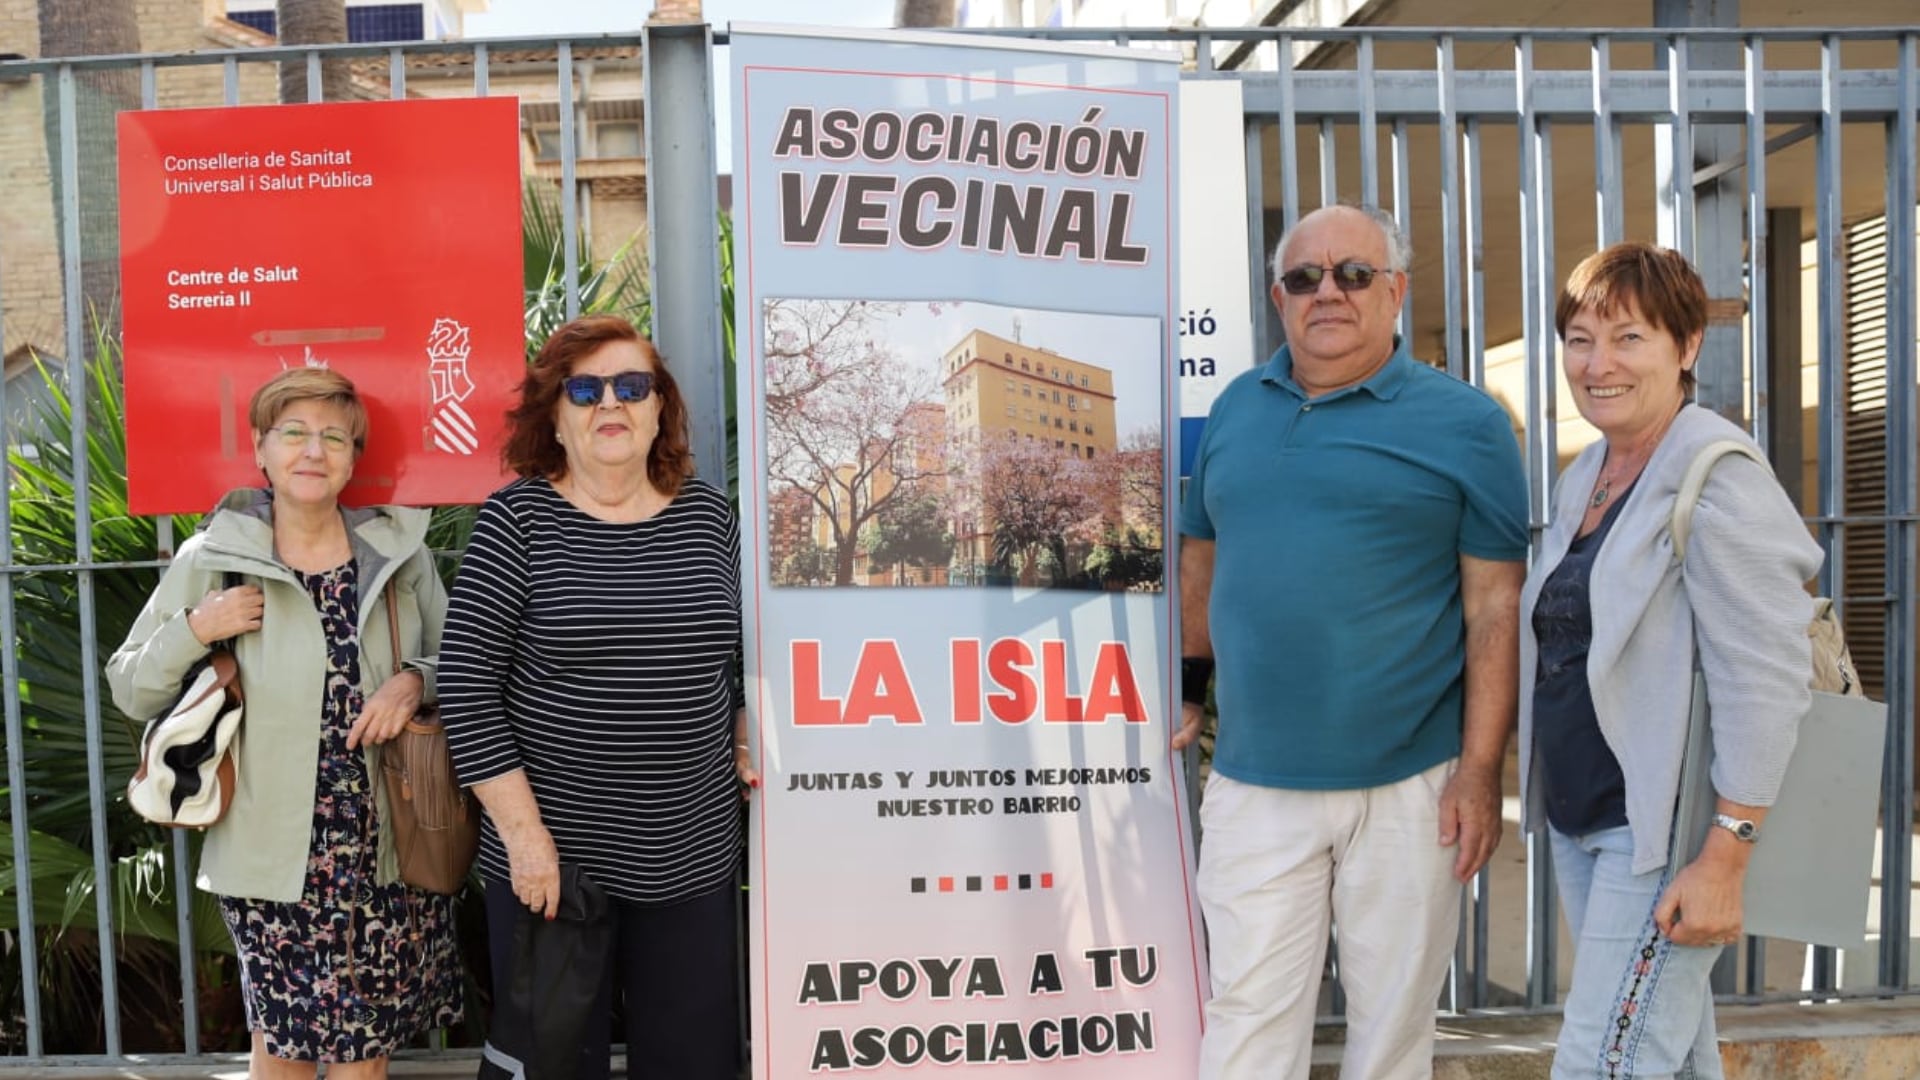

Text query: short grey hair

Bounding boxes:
[1269,203,1412,281]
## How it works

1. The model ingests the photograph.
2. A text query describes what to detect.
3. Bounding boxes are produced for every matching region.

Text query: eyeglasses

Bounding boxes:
[267,423,356,454]
[563,370,655,407]
[1278,261,1385,296]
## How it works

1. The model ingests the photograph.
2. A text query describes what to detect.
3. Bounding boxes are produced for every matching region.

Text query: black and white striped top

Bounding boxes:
[437,476,743,904]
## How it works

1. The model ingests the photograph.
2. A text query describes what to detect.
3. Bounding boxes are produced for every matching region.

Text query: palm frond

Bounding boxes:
[521,181,652,358]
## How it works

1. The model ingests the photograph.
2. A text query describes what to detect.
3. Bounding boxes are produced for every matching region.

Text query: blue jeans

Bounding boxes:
[1549,826,1724,1080]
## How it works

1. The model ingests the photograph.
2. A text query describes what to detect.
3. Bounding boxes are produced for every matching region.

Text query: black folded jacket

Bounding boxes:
[478,865,614,1080]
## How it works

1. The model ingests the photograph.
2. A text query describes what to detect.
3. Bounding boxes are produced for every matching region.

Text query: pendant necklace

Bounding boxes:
[1591,452,1642,509]
[1590,476,1614,509]
[1591,403,1687,510]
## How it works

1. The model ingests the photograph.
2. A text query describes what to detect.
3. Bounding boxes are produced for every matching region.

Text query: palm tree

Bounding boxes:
[35,0,141,353]
[521,182,652,354]
[1,332,237,1054]
[276,0,352,103]
[895,0,957,27]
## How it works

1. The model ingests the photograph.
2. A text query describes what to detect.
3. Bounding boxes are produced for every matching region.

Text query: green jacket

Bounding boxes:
[106,488,447,903]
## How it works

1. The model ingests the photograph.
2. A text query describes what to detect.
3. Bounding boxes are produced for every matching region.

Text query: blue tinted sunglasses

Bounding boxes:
[563,370,655,406]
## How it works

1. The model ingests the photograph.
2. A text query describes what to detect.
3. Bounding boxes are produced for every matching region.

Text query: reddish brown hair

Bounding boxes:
[1557,242,1707,394]
[501,315,693,496]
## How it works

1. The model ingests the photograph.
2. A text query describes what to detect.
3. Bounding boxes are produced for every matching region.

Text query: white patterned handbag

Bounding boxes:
[126,575,247,828]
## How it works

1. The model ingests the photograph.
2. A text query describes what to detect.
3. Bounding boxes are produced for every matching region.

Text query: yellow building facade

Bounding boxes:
[940,328,1118,461]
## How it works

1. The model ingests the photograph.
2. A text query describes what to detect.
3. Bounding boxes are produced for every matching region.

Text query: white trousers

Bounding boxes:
[1196,761,1461,1080]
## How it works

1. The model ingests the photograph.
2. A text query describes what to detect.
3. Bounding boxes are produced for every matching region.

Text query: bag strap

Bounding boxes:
[1669,438,1781,877]
[214,570,245,651]
[1670,439,1770,562]
[383,577,402,674]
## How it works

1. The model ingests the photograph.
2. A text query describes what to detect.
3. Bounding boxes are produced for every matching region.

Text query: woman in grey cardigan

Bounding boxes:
[1518,243,1820,1079]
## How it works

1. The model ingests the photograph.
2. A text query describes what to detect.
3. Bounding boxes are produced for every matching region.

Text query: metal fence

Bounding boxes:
[0,20,1913,1067]
[1173,24,1919,1015]
[0,25,724,1062]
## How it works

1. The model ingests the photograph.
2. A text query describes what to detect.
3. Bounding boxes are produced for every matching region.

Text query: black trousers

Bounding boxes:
[484,876,740,1080]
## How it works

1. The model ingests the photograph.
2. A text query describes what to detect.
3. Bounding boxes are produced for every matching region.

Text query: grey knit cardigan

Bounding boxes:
[1518,404,1823,876]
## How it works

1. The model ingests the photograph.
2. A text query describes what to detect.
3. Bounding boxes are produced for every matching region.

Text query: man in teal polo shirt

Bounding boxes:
[1175,205,1528,1080]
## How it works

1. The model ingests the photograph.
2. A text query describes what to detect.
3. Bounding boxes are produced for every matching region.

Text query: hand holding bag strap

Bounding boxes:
[382,577,433,730]
[115,568,245,746]
[215,570,245,651]
[216,569,246,706]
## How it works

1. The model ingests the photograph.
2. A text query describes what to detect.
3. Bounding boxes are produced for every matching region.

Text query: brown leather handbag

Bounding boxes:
[379,578,481,894]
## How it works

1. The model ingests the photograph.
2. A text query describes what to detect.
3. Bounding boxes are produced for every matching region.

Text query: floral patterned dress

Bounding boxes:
[218,560,464,1062]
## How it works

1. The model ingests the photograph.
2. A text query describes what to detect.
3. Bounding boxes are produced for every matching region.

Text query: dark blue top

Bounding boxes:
[1531,480,1634,836]
[1177,339,1530,789]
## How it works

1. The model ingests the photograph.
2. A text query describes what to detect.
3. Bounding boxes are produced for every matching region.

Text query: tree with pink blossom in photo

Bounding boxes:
[1084,430,1165,591]
[763,298,949,586]
[950,431,1102,587]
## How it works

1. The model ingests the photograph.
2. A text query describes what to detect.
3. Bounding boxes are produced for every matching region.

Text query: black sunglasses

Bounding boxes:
[563,370,655,406]
[1278,261,1384,296]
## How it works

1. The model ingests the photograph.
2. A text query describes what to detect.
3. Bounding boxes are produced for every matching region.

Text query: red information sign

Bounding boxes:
[118,97,523,513]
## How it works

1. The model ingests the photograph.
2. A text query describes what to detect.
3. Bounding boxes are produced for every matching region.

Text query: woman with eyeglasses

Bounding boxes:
[108,367,462,1079]
[437,315,754,1080]
[1518,243,1820,1078]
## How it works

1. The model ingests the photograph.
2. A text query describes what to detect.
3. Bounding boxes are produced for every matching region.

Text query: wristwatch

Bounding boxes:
[1711,813,1760,843]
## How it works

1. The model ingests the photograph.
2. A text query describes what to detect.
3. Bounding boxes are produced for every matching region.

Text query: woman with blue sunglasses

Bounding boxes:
[438,315,754,1080]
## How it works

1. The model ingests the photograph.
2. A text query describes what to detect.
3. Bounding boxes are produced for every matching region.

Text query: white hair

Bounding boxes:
[1269,203,1412,281]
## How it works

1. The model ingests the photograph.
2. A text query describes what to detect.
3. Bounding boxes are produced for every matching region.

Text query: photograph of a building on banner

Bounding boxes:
[734,26,1204,1078]
[764,298,1164,591]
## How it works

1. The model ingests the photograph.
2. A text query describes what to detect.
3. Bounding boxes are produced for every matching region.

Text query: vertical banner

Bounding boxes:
[734,26,1205,1077]
[1176,79,1253,478]
[118,98,523,513]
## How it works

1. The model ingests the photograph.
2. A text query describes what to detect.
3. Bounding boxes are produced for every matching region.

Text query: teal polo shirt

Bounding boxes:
[1179,339,1528,790]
